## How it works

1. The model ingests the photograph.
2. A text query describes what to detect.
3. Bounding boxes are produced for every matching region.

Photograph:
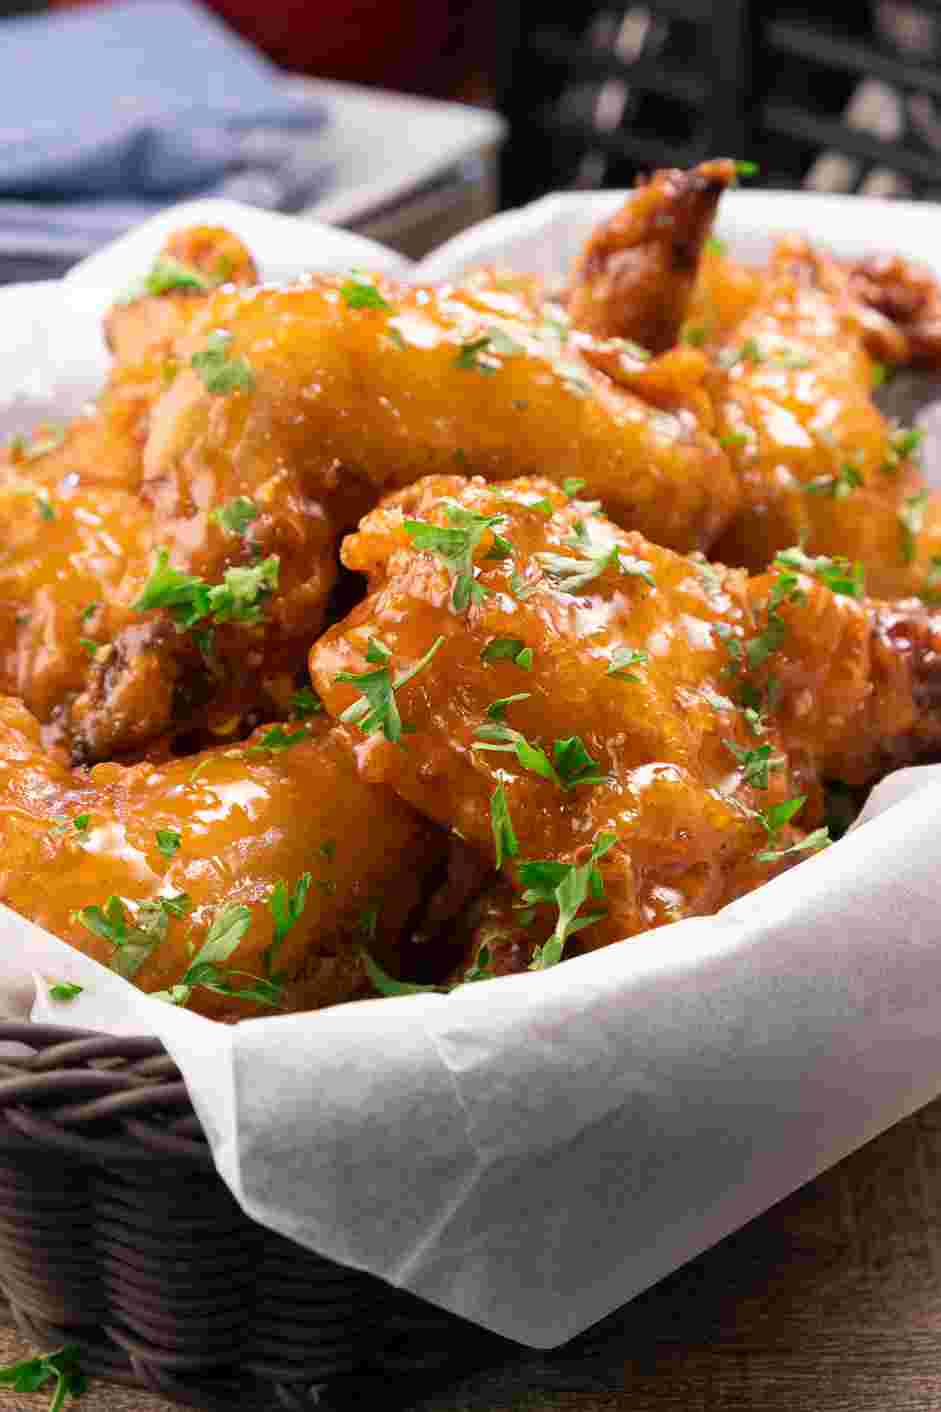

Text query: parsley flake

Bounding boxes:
[883,425,923,474]
[291,685,323,718]
[490,784,518,869]
[521,832,617,969]
[405,502,508,612]
[191,330,255,395]
[73,893,190,979]
[607,646,648,680]
[805,463,864,499]
[753,795,830,862]
[48,981,83,1003]
[899,491,930,565]
[772,547,865,598]
[536,541,654,594]
[35,494,55,522]
[156,828,181,857]
[338,636,445,743]
[340,273,392,311]
[724,740,785,790]
[248,725,307,754]
[211,496,258,537]
[563,477,586,499]
[265,873,312,980]
[481,637,532,669]
[153,902,283,1010]
[134,549,278,629]
[455,335,496,372]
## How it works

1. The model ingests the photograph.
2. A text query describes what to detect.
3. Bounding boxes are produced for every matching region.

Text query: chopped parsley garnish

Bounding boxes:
[291,685,323,718]
[706,235,727,255]
[735,160,759,177]
[80,602,99,623]
[74,814,90,833]
[681,323,708,347]
[899,490,930,566]
[772,546,865,598]
[607,646,648,680]
[35,493,55,522]
[871,361,890,388]
[405,502,509,612]
[360,946,443,997]
[481,637,532,669]
[340,272,392,311]
[156,828,181,857]
[536,540,654,594]
[191,330,255,395]
[883,424,922,474]
[520,832,617,969]
[153,902,283,1010]
[490,784,518,869]
[79,638,99,658]
[923,554,941,602]
[119,254,216,302]
[805,463,864,499]
[720,336,764,370]
[338,635,445,743]
[474,712,606,792]
[719,430,749,449]
[265,873,312,980]
[48,981,83,1003]
[563,477,586,498]
[248,725,307,754]
[754,795,830,862]
[724,740,784,790]
[0,1344,86,1410]
[455,334,496,373]
[358,901,381,941]
[134,548,278,629]
[74,893,191,980]
[211,496,258,538]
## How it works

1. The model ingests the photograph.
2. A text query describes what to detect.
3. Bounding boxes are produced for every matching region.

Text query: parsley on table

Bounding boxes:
[155,828,181,857]
[536,540,655,594]
[191,330,255,395]
[772,547,865,598]
[340,272,392,311]
[490,784,518,869]
[0,1344,86,1411]
[405,502,510,613]
[291,685,323,718]
[481,637,532,669]
[247,725,307,755]
[607,646,648,680]
[210,496,258,538]
[899,490,930,565]
[134,548,279,629]
[338,636,445,743]
[520,832,617,969]
[724,740,785,790]
[805,463,864,499]
[48,982,83,1003]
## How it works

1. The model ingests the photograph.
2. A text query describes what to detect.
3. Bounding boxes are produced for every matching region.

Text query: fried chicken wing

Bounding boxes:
[847,251,941,371]
[565,159,737,349]
[708,236,941,598]
[0,700,443,1019]
[310,475,941,971]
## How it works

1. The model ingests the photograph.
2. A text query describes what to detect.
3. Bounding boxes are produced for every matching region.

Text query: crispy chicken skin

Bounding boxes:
[708,236,941,598]
[565,159,737,349]
[0,702,443,1019]
[847,251,941,371]
[3,261,734,763]
[311,476,941,967]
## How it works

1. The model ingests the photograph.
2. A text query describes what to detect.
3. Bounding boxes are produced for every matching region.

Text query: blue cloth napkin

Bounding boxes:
[0,0,332,277]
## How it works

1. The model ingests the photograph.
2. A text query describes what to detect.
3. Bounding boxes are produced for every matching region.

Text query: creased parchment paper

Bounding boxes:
[6,191,941,1348]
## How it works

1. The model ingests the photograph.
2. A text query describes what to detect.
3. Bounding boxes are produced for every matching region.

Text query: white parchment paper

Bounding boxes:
[7,191,941,1348]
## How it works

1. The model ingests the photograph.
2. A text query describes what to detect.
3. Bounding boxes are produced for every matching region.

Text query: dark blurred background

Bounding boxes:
[3,0,941,278]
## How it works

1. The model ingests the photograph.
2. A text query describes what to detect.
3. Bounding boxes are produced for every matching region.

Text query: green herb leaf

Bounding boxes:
[80,603,99,624]
[133,549,212,627]
[35,493,55,522]
[291,685,323,719]
[757,826,830,863]
[405,502,507,613]
[455,334,496,372]
[871,361,890,388]
[772,546,865,598]
[73,894,182,980]
[481,637,529,667]
[724,739,785,790]
[521,832,617,968]
[735,159,759,177]
[265,872,312,977]
[248,725,307,754]
[706,235,727,255]
[155,828,181,857]
[552,736,607,789]
[210,496,258,538]
[899,489,930,565]
[360,945,443,996]
[607,646,648,680]
[883,424,923,474]
[48,982,83,1003]
[562,477,586,498]
[191,330,255,395]
[338,636,445,743]
[536,541,654,594]
[340,273,392,311]
[490,784,518,869]
[463,943,495,983]
[805,463,864,499]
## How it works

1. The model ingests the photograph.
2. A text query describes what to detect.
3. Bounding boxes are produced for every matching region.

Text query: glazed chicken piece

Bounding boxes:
[18,264,733,763]
[310,475,941,973]
[847,251,941,371]
[565,158,737,349]
[707,236,941,599]
[0,700,444,1020]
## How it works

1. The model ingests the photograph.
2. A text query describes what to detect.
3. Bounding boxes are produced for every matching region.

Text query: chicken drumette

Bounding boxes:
[0,700,444,1019]
[310,475,941,972]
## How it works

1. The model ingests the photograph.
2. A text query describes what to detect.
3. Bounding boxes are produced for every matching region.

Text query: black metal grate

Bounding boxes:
[498,2,941,204]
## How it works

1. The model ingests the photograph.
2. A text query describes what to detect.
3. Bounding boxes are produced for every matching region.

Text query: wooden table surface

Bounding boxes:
[4,1093,941,1411]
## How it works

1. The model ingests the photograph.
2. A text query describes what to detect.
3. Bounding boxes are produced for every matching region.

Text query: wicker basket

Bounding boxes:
[0,1021,513,1410]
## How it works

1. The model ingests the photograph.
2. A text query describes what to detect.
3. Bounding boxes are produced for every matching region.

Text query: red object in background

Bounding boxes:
[49,0,489,99]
